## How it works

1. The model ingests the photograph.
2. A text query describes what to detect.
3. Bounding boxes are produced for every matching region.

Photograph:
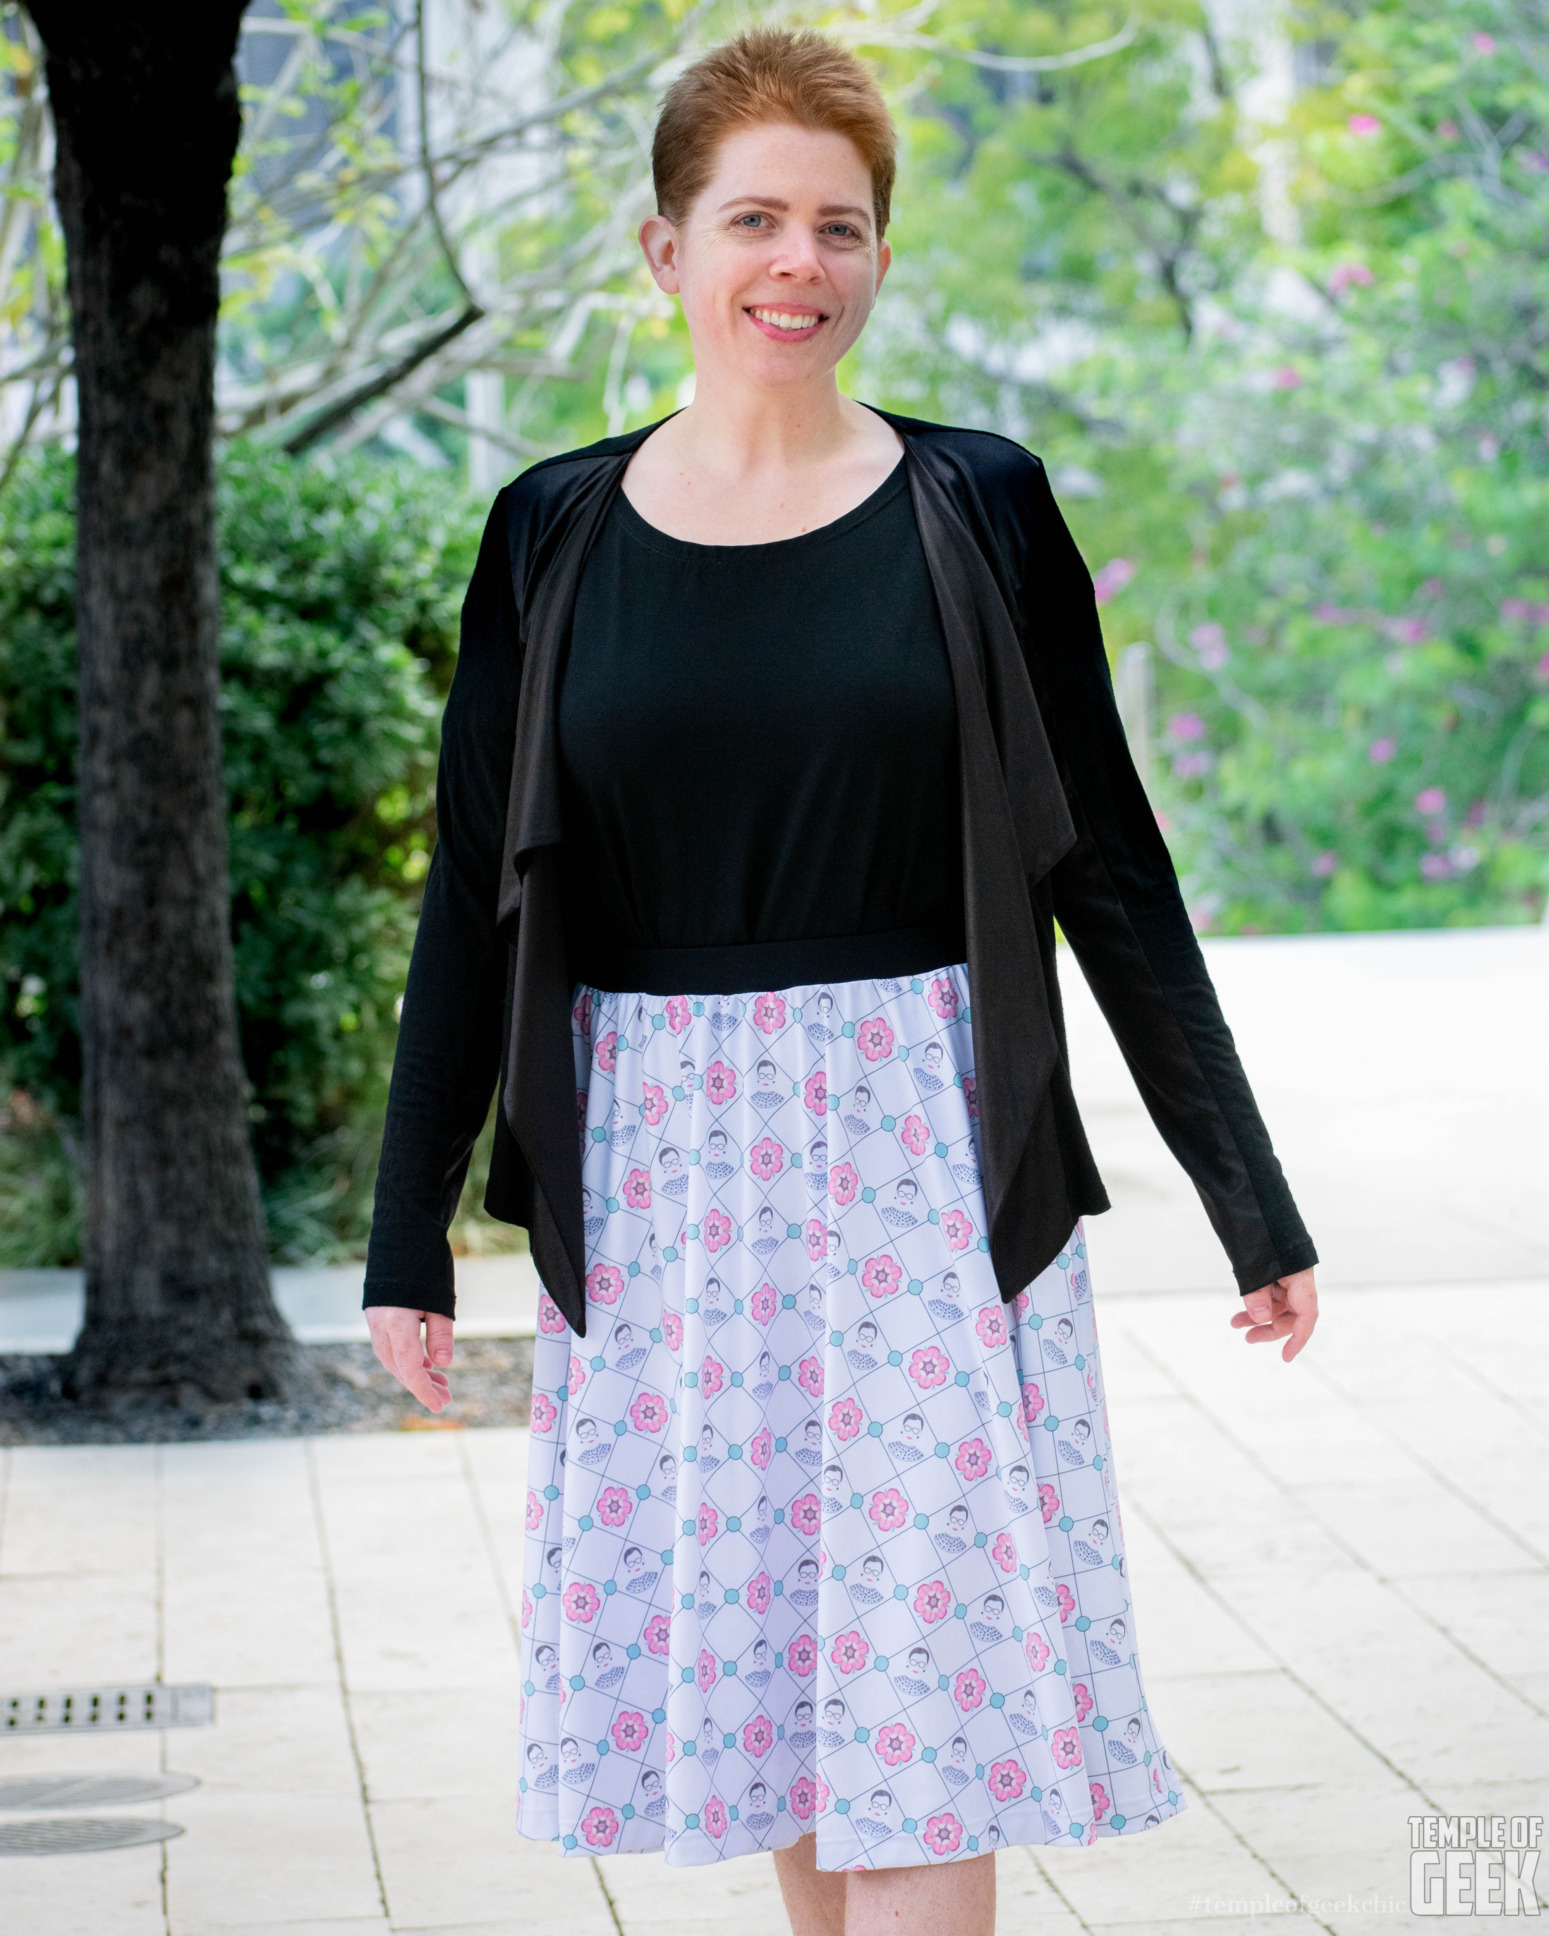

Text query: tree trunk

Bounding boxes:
[29,3,296,1405]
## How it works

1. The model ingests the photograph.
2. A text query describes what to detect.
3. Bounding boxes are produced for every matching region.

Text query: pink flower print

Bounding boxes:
[702,1208,733,1254]
[789,1774,817,1822]
[743,1714,774,1758]
[926,976,960,1020]
[529,1392,557,1434]
[861,1254,902,1299]
[1090,1779,1111,1824]
[641,1080,668,1126]
[576,1090,588,1140]
[595,1030,618,1074]
[876,1721,917,1768]
[572,989,593,1038]
[974,1303,1007,1349]
[962,1073,978,1119]
[537,1292,567,1336]
[597,1485,632,1529]
[828,1160,859,1206]
[586,1263,624,1306]
[704,1059,737,1106]
[703,1796,728,1839]
[749,1136,784,1182]
[1072,1681,1095,1724]
[909,1343,950,1389]
[941,1208,975,1254]
[797,1355,824,1398]
[1056,1583,1075,1624]
[1012,1400,1030,1446]
[953,1667,987,1711]
[830,1629,871,1676]
[790,1493,822,1537]
[856,1015,895,1063]
[700,1354,725,1397]
[696,1648,718,1693]
[645,1612,671,1656]
[787,1632,818,1678]
[753,992,787,1034]
[568,1354,587,1398]
[562,1582,600,1625]
[1024,1631,1051,1673]
[751,1426,773,1472]
[923,1812,964,1857]
[1051,1726,1084,1770]
[521,1588,532,1629]
[622,1166,651,1210]
[992,1531,1017,1576]
[804,1218,828,1261]
[988,1757,1027,1803]
[697,1503,719,1548]
[868,1487,909,1534]
[829,1395,864,1442]
[913,1578,951,1625]
[1022,1380,1045,1425]
[803,1070,828,1116]
[662,1310,683,1353]
[750,1282,777,1326]
[817,1779,832,1815]
[525,1489,543,1531]
[747,1570,772,1615]
[665,995,690,1033]
[954,1436,993,1483]
[900,1113,930,1156]
[581,1804,619,1848]
[629,1389,668,1434]
[1038,1484,1060,1524]
[610,1709,649,1753]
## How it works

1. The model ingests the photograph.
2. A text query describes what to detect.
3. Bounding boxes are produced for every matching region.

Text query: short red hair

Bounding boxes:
[652,29,897,237]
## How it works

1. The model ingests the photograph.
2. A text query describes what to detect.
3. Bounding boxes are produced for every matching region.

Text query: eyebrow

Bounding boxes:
[717,194,871,222]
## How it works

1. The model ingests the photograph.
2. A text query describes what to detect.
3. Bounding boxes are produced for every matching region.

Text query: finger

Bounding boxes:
[1282,1301,1319,1364]
[1244,1312,1295,1346]
[368,1307,420,1373]
[425,1313,456,1367]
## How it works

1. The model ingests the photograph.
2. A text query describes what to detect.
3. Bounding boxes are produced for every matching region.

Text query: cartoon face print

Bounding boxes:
[534,1643,557,1674]
[623,1546,645,1577]
[852,1082,873,1113]
[707,1129,728,1159]
[1107,1617,1128,1647]
[1071,1418,1092,1446]
[816,993,834,1021]
[1020,1687,1040,1722]
[1090,1517,1109,1544]
[821,1461,845,1497]
[923,1043,944,1072]
[678,1055,694,1085]
[758,1351,774,1382]
[575,1418,598,1447]
[526,1744,548,1773]
[697,1568,712,1600]
[704,1275,725,1308]
[860,1554,884,1583]
[805,1283,824,1317]
[700,1424,715,1454]
[748,1779,770,1810]
[1053,1316,1075,1347]
[794,1699,814,1728]
[658,1452,678,1485]
[907,1645,930,1675]
[803,1419,822,1453]
[756,1494,770,1527]
[810,1134,828,1167]
[981,1592,1005,1623]
[900,1412,924,1441]
[1006,1463,1030,1495]
[659,1145,683,1176]
[701,1718,716,1748]
[757,1206,775,1234]
[614,1320,634,1353]
[826,1229,841,1261]
[1123,1717,1143,1747]
[752,1640,768,1668]
[941,1270,961,1299]
[949,1736,969,1768]
[868,1788,893,1820]
[544,1545,562,1577]
[856,1320,879,1351]
[642,1770,663,1799]
[582,1187,598,1216]
[560,1738,581,1768]
[797,1558,819,1586]
[756,1058,777,1088]
[894,1179,919,1210]
[823,1698,847,1728]
[591,1642,612,1670]
[947,1503,970,1534]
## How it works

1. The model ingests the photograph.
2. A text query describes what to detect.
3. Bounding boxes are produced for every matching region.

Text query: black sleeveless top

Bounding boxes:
[556,461,965,995]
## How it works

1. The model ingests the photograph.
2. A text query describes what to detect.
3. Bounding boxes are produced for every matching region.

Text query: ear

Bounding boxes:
[639,213,682,294]
[874,235,892,296]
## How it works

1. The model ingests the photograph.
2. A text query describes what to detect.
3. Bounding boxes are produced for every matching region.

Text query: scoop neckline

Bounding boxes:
[612,452,909,560]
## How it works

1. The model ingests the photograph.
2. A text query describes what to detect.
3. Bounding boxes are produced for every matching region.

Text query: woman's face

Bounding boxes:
[639,121,890,398]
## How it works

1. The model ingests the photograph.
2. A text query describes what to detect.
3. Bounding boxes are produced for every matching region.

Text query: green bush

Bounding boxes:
[0,442,483,1264]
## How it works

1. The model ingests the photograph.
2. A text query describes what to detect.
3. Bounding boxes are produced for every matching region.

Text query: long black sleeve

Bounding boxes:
[362,494,521,1317]
[1020,462,1317,1295]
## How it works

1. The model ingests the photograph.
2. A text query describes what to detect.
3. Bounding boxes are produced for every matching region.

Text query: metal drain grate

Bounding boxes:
[0,1817,185,1857]
[1,1684,214,1733]
[0,1773,198,1809]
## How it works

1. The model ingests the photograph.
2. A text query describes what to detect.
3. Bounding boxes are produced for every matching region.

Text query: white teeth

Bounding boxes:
[751,308,820,330]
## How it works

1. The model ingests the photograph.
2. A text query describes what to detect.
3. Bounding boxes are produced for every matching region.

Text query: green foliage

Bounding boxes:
[0,443,482,1263]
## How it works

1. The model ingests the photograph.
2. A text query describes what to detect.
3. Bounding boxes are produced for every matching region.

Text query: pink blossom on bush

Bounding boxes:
[629,1389,668,1434]
[749,1136,784,1181]
[954,1667,987,1711]
[529,1392,557,1434]
[1052,1726,1084,1769]
[1311,851,1338,878]
[869,1487,909,1533]
[831,1629,871,1675]
[1092,558,1135,605]
[1414,786,1447,816]
[829,1395,864,1442]
[857,1015,895,1062]
[909,1343,951,1388]
[1473,30,1497,52]
[876,1721,916,1767]
[1273,366,1303,390]
[596,1485,632,1528]
[611,1709,649,1752]
[1368,736,1396,764]
[955,1436,993,1482]
[581,1804,619,1848]
[753,992,787,1034]
[862,1254,902,1299]
[988,1757,1027,1803]
[562,1582,600,1624]
[923,1812,964,1856]
[797,1355,824,1398]
[1167,711,1207,743]
[704,1059,737,1106]
[622,1166,651,1210]
[1347,112,1381,137]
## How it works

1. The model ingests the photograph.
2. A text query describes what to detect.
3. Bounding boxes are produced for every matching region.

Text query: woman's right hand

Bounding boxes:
[366,1306,455,1412]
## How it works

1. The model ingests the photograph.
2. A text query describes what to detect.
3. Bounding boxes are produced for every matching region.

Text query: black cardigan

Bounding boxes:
[363,411,1316,1334]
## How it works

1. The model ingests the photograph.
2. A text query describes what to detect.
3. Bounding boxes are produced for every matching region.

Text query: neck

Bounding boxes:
[668,367,864,474]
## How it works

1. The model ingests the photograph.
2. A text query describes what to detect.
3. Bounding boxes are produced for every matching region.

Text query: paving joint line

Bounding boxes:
[1165,1773,1337,1936]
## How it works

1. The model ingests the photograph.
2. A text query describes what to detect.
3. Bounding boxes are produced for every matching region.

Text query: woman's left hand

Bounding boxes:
[1230,1269,1318,1362]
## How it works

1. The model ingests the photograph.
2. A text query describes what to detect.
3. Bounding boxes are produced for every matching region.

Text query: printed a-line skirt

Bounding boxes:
[517,966,1183,1870]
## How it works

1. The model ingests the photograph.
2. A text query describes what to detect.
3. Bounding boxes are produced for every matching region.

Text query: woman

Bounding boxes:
[363,29,1318,1936]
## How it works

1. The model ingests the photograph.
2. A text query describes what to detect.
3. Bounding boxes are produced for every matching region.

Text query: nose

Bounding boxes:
[768,221,826,281]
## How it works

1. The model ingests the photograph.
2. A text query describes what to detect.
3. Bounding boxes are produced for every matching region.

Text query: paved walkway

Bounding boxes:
[3,928,1547,1933]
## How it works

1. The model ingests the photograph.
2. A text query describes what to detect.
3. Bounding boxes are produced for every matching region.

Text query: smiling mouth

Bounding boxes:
[746,306,826,333]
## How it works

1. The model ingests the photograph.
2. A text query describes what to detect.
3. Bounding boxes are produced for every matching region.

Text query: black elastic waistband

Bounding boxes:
[570,921,968,998]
